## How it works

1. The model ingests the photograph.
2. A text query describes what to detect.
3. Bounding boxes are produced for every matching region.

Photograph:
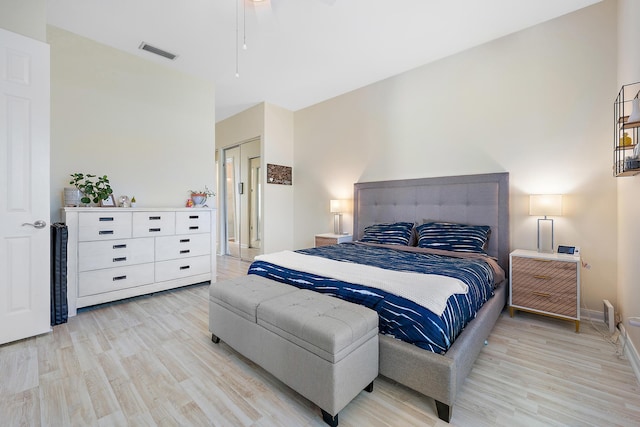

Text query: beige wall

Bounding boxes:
[48,26,216,221]
[215,102,295,255]
[293,1,618,312]
[263,103,295,253]
[0,0,46,42]
[616,0,640,367]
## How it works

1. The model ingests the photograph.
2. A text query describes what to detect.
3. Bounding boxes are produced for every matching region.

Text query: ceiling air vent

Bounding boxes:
[138,42,177,60]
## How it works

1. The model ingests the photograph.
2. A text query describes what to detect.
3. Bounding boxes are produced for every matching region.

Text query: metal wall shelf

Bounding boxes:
[614,82,640,177]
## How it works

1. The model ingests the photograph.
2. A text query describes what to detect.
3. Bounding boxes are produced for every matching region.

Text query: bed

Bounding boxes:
[249,172,510,422]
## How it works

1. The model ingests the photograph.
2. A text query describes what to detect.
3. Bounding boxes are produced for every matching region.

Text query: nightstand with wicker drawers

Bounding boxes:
[509,249,581,332]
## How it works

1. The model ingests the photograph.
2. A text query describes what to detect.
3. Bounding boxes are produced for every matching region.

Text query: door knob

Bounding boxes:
[22,220,47,229]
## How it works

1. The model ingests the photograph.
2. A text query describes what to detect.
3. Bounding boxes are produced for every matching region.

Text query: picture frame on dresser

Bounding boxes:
[100,194,116,207]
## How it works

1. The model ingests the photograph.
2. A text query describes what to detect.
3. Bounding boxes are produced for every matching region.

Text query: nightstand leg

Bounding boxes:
[575,320,580,333]
[509,306,514,317]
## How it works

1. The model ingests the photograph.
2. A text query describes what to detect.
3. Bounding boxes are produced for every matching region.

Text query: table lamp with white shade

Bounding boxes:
[529,194,563,253]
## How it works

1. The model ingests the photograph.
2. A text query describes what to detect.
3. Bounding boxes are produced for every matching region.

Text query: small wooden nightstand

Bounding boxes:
[315,233,353,247]
[509,249,581,332]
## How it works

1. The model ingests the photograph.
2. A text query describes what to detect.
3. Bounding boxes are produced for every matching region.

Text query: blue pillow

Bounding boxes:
[361,222,415,246]
[416,222,491,253]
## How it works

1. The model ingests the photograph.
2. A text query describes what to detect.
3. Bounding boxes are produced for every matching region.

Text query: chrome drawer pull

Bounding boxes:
[189,215,199,219]
[189,226,199,230]
[180,249,190,254]
[99,217,114,222]
[113,257,127,262]
[533,275,551,280]
[113,275,127,281]
[99,230,114,235]
[180,239,190,243]
[532,291,551,298]
[113,244,127,249]
[180,265,190,270]
[149,216,161,220]
[149,228,161,232]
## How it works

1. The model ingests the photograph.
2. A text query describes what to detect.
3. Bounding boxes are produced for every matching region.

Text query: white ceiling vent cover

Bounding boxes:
[138,42,177,60]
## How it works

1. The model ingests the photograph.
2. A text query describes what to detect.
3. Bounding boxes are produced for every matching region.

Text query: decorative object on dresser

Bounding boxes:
[189,186,215,207]
[329,199,350,235]
[509,249,580,332]
[529,194,563,253]
[62,207,216,316]
[118,195,130,208]
[69,173,114,206]
[314,233,353,247]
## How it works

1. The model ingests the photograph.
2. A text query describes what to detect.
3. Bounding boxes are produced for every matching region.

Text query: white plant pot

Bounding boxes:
[64,187,81,207]
[191,194,207,206]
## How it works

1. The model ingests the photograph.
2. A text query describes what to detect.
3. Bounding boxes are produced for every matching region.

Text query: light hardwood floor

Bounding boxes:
[1,256,639,426]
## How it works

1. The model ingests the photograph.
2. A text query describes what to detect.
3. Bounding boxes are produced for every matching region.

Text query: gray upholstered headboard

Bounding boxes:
[353,173,510,271]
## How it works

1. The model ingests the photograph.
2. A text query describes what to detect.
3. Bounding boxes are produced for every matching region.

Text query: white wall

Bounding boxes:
[616,0,640,363]
[293,1,618,311]
[0,0,46,42]
[48,26,216,221]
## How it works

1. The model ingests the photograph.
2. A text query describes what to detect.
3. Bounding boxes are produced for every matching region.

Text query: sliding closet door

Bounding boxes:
[222,138,262,261]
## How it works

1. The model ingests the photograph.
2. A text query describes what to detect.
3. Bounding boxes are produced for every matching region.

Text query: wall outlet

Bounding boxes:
[603,299,615,334]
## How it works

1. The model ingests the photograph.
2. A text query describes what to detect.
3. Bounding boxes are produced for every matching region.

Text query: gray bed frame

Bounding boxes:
[353,172,510,422]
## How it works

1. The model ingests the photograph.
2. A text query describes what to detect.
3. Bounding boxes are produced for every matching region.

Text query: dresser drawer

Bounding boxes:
[511,257,576,282]
[175,211,210,235]
[78,212,132,241]
[155,233,211,261]
[511,288,577,317]
[78,263,154,297]
[78,238,154,272]
[132,212,176,237]
[155,255,211,282]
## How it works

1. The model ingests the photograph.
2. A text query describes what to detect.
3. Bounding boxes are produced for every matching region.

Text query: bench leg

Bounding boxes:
[321,410,338,427]
[364,381,374,393]
[435,400,452,422]
[211,333,220,344]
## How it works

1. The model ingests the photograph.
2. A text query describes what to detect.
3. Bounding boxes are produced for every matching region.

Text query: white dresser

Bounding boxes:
[63,207,216,316]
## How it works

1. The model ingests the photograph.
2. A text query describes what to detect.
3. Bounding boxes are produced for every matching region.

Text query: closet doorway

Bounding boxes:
[222,138,262,261]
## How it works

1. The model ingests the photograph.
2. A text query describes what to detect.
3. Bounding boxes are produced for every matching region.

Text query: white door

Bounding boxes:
[0,28,51,344]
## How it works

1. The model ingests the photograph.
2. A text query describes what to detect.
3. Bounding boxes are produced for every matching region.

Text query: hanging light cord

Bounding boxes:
[235,0,240,77]
[243,0,247,50]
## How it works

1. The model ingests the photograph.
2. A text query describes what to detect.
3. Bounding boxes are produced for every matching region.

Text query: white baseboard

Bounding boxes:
[581,307,604,323]
[619,324,640,386]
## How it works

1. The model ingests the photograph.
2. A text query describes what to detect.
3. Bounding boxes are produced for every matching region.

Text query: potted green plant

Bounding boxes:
[189,186,215,206]
[70,173,113,205]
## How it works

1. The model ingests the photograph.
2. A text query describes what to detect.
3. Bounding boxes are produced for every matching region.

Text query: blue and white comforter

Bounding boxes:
[247,242,502,354]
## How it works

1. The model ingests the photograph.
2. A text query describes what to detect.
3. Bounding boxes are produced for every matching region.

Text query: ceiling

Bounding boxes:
[46,0,601,122]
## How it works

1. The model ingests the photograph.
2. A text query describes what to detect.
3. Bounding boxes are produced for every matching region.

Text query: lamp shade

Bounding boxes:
[330,199,347,213]
[529,194,563,216]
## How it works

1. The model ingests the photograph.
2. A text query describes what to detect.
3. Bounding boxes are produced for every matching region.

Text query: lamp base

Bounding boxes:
[333,213,342,235]
[537,217,555,253]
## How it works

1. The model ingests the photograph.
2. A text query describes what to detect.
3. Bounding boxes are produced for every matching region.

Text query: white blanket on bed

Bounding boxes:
[255,250,468,316]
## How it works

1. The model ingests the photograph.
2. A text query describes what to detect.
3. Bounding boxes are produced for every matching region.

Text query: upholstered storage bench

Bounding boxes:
[209,275,379,426]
